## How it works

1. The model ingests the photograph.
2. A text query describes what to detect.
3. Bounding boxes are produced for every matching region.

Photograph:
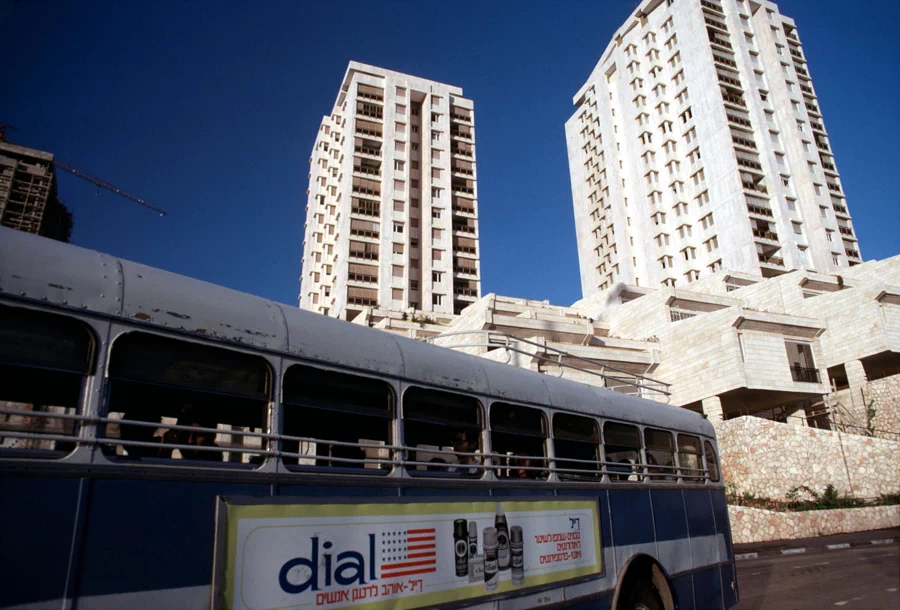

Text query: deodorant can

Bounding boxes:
[454,519,468,577]
[510,525,524,586]
[482,527,499,591]
[495,505,510,570]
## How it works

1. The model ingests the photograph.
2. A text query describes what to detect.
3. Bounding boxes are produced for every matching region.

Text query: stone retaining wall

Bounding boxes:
[728,504,900,544]
[716,416,900,500]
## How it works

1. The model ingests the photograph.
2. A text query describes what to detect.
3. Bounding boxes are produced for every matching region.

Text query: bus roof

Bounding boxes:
[0,227,713,437]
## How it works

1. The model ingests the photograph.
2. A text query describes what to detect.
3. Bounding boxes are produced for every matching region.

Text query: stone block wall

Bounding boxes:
[728,505,900,544]
[825,374,900,441]
[716,416,900,500]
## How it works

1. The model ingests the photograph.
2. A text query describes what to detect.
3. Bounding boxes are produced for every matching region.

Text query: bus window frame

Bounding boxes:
[703,440,721,483]
[401,384,484,478]
[489,400,550,480]
[602,420,644,482]
[675,433,704,482]
[0,304,97,458]
[281,360,397,474]
[101,330,273,467]
[551,411,602,480]
[644,427,677,482]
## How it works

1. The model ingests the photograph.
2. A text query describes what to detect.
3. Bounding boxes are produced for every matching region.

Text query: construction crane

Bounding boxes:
[0,121,167,216]
[54,161,167,216]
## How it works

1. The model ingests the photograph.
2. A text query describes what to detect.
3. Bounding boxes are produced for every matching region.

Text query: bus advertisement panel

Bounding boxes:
[215,498,602,610]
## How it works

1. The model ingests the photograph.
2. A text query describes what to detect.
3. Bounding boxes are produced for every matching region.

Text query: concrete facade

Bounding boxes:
[566,0,861,298]
[0,141,72,242]
[299,62,481,321]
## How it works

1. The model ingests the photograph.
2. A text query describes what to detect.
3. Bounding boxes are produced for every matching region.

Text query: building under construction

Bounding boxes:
[0,141,72,242]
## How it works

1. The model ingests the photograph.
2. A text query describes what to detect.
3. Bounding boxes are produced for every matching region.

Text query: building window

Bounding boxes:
[786,341,819,383]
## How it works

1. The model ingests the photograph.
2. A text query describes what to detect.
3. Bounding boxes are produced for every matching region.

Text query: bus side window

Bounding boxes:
[603,422,642,481]
[104,332,270,464]
[403,387,482,477]
[644,428,677,481]
[282,364,393,471]
[552,413,600,480]
[704,440,721,482]
[676,434,703,481]
[0,305,94,457]
[490,403,547,479]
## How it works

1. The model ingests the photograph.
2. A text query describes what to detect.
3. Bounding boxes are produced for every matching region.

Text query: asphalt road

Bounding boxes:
[734,543,899,609]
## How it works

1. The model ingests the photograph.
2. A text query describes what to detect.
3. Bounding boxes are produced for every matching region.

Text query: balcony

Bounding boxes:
[815,139,830,152]
[810,121,825,133]
[351,200,380,217]
[800,84,814,95]
[453,264,478,276]
[727,113,752,128]
[351,184,380,197]
[747,204,773,218]
[789,48,804,61]
[355,125,382,139]
[349,228,379,239]
[349,250,379,261]
[455,245,477,255]
[451,112,472,123]
[846,249,861,260]
[452,165,475,177]
[743,181,768,194]
[833,203,848,215]
[700,0,725,15]
[794,65,809,77]
[453,223,476,235]
[670,308,699,322]
[717,72,741,87]
[352,165,380,177]
[805,102,820,115]
[357,90,384,103]
[839,226,854,237]
[451,146,474,158]
[356,106,383,121]
[709,35,733,50]
[722,93,747,108]
[732,135,757,150]
[453,184,475,196]
[714,54,738,68]
[704,16,728,31]
[753,229,779,241]
[790,366,820,383]
[354,145,382,157]
[737,157,763,171]
[821,161,836,172]
[758,254,784,267]
[347,271,378,284]
[827,182,842,194]
[454,287,478,297]
[453,203,476,216]
[347,295,378,306]
[451,129,473,141]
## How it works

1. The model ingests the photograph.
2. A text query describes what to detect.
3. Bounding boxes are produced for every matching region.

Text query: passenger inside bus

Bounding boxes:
[490,403,547,479]
[403,387,482,477]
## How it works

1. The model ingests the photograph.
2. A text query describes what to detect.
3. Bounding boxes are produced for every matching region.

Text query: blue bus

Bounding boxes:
[0,226,737,610]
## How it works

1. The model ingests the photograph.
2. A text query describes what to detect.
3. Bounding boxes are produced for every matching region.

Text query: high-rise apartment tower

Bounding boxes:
[566,0,860,297]
[300,62,481,320]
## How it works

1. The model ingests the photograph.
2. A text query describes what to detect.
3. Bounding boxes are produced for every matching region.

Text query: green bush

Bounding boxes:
[727,483,894,512]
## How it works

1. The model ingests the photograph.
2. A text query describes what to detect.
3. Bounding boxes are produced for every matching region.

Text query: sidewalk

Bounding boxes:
[733,527,898,560]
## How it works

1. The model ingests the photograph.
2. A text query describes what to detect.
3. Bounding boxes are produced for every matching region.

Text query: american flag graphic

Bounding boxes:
[380,527,437,579]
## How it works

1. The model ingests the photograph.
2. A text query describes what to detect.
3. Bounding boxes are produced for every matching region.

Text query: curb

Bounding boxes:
[735,537,898,561]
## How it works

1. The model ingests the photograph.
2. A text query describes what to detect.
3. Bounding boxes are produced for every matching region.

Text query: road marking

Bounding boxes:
[751,571,761,575]
[735,552,758,561]
[887,588,898,592]
[792,561,830,569]
[857,553,896,560]
[834,597,862,606]
[781,547,806,555]
[871,538,895,545]
[826,543,850,550]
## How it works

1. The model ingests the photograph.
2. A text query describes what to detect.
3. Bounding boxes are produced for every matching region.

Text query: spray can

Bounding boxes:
[495,505,510,570]
[483,527,499,592]
[454,519,468,577]
[468,521,478,558]
[468,520,483,582]
[510,525,524,586]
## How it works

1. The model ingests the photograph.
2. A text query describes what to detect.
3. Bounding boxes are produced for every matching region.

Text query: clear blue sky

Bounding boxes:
[2,0,898,307]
